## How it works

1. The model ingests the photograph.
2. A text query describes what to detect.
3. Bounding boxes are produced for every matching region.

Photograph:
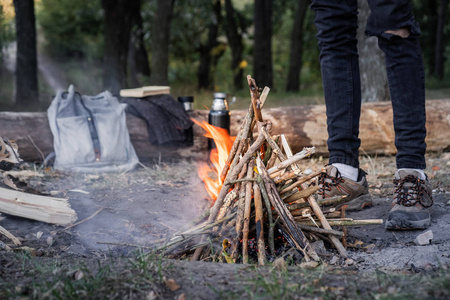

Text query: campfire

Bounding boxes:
[160,76,382,265]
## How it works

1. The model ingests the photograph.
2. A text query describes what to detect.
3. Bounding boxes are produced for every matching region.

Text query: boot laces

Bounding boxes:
[318,168,345,198]
[393,175,433,207]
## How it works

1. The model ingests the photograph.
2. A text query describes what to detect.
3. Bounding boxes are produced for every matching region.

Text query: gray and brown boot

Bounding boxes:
[385,170,433,230]
[317,165,372,211]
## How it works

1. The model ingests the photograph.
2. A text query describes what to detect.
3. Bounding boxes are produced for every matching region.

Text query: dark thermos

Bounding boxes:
[177,96,194,146]
[208,92,230,149]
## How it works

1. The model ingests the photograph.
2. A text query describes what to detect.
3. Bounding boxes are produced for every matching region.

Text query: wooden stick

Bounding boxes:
[209,125,266,222]
[0,225,21,246]
[279,169,323,194]
[256,174,275,256]
[341,206,348,249]
[59,207,104,233]
[247,75,263,123]
[296,224,344,237]
[256,158,319,262]
[267,147,315,175]
[253,181,266,265]
[283,186,320,203]
[296,219,384,226]
[242,159,255,264]
[260,125,287,162]
[287,195,349,211]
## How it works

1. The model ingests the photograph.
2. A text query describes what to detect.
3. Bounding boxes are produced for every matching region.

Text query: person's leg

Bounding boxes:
[366,0,433,229]
[366,0,427,171]
[310,0,361,170]
[311,1,372,210]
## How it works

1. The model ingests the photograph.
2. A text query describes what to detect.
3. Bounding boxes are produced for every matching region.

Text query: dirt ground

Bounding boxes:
[1,152,450,299]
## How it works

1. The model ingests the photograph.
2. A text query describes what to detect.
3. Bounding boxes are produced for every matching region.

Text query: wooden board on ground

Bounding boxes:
[119,86,170,98]
[0,187,77,225]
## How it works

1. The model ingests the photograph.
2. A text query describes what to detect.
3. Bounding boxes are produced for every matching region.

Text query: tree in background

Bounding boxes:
[224,0,246,90]
[197,0,225,90]
[435,0,449,79]
[253,0,273,88]
[285,0,308,92]
[128,0,150,87]
[102,0,139,95]
[149,0,174,86]
[13,0,38,108]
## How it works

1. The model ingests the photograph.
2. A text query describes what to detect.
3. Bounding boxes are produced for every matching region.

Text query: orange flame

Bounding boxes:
[192,119,235,200]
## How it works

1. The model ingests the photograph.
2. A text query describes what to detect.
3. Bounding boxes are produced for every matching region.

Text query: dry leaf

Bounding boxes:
[36,231,43,239]
[164,278,181,291]
[74,270,84,280]
[146,291,158,300]
[177,294,186,300]
[3,174,19,191]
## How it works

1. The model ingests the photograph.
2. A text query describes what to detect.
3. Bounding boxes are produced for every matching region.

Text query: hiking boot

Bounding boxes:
[385,170,433,230]
[317,165,372,211]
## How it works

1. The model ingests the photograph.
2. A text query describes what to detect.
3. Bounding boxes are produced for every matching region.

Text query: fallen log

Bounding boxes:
[0,186,77,225]
[0,99,448,162]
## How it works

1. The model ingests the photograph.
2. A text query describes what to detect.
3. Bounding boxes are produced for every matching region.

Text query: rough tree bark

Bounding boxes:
[357,0,389,102]
[149,0,175,86]
[224,0,244,90]
[102,0,138,95]
[197,0,224,90]
[13,0,38,109]
[286,0,309,92]
[253,0,273,88]
[128,0,150,87]
[434,0,449,80]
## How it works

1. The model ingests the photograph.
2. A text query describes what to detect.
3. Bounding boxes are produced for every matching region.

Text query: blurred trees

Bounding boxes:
[1,0,449,109]
[13,0,38,107]
[148,0,174,85]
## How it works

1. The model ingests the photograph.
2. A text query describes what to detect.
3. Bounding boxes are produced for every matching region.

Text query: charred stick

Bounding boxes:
[256,158,320,262]
[242,159,255,264]
[253,181,266,265]
[247,75,263,123]
[256,174,275,256]
[296,224,344,237]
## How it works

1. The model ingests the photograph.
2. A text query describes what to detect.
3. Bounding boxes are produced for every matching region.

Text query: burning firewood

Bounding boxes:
[160,76,382,265]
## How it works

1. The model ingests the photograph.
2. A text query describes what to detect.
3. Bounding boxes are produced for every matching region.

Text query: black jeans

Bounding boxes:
[311,0,427,170]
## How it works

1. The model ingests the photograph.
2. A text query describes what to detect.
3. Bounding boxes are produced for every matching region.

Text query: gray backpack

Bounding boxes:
[47,85,139,173]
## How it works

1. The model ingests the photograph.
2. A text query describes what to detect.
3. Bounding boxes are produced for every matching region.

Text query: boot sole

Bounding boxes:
[385,210,431,230]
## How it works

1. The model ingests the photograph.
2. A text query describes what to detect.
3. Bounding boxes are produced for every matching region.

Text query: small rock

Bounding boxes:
[414,230,433,245]
[164,278,180,291]
[146,291,158,300]
[36,248,45,257]
[47,236,54,246]
[299,261,320,269]
[329,256,339,265]
[310,240,327,256]
[345,258,355,266]
[273,257,287,271]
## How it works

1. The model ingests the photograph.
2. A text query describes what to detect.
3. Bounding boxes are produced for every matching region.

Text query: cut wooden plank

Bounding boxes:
[0,187,77,225]
[119,86,170,98]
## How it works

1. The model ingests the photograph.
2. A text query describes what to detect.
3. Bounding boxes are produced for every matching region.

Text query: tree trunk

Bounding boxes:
[149,0,175,86]
[224,0,244,90]
[434,0,448,80]
[357,0,389,102]
[128,0,150,87]
[286,0,308,92]
[102,0,137,95]
[2,100,449,162]
[197,0,223,90]
[253,0,273,88]
[13,0,38,109]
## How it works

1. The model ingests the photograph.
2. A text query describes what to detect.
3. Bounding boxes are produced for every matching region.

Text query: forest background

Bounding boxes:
[0,0,449,112]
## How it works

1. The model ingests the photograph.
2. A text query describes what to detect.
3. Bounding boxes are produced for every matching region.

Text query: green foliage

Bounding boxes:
[36,0,103,58]
[0,3,14,62]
